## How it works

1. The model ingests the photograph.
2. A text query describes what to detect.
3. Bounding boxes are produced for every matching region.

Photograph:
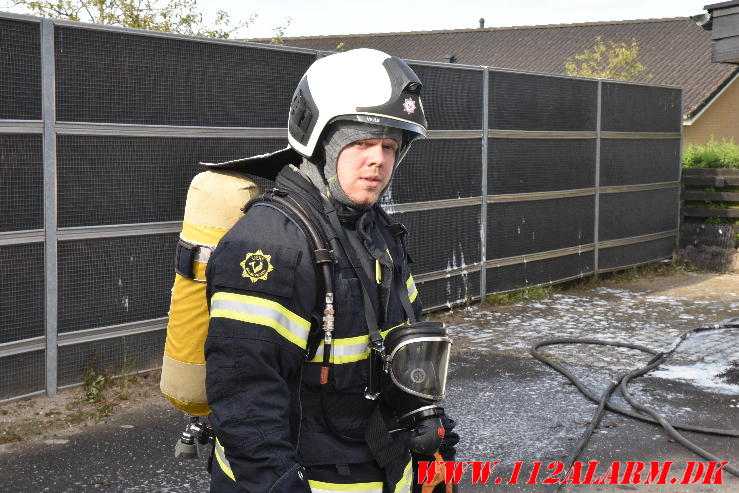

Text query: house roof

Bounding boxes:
[262,17,739,120]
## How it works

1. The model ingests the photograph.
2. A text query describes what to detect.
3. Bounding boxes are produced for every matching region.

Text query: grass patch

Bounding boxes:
[0,417,47,444]
[594,260,680,282]
[63,404,113,426]
[482,261,689,307]
[0,428,24,445]
[560,261,696,290]
[430,261,691,321]
[484,285,556,306]
[0,365,149,444]
[430,260,696,325]
[84,367,109,403]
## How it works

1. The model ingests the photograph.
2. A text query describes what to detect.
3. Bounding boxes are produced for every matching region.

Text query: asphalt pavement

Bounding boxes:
[1,274,737,492]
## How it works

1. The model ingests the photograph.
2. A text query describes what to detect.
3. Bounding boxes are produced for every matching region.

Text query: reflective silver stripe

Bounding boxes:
[210,292,310,349]
[214,439,235,481]
[311,338,370,364]
[406,276,418,304]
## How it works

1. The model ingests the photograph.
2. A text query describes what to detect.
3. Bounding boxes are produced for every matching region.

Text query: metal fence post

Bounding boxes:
[677,90,684,244]
[593,79,602,276]
[480,67,489,300]
[41,18,58,396]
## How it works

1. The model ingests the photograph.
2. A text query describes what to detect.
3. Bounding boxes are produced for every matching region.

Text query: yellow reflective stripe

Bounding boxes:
[214,438,236,481]
[406,275,418,304]
[181,221,228,246]
[308,323,407,364]
[308,479,383,493]
[375,260,382,284]
[210,292,310,350]
[393,459,413,493]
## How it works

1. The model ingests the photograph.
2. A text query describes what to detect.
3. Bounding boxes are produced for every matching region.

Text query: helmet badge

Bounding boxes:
[402,97,417,115]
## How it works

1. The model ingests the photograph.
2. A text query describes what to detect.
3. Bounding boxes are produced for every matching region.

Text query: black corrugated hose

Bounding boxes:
[530,317,739,492]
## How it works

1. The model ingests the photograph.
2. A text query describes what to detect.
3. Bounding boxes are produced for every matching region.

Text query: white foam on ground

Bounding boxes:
[650,361,739,395]
[446,285,739,392]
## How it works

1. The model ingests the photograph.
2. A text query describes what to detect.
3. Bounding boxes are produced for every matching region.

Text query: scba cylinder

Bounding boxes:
[160,169,259,415]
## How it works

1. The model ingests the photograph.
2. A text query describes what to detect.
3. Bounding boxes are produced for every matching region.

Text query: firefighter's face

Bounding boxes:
[336,138,398,207]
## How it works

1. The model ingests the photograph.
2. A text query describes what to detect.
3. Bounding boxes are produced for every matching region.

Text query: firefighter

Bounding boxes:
[205,48,457,493]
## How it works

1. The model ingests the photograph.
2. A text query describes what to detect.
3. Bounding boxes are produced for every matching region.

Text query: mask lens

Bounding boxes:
[389,338,451,400]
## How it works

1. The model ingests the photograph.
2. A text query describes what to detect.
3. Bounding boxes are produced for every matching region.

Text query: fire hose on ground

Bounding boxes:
[530,317,739,492]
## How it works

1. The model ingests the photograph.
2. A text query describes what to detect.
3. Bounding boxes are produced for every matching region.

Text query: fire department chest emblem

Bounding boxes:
[240,249,274,283]
[402,97,416,115]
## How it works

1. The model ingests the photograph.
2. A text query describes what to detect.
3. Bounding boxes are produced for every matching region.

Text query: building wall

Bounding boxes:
[683,75,739,146]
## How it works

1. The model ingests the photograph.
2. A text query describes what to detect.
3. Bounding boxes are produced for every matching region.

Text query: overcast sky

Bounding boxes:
[0,0,713,38]
[209,0,712,39]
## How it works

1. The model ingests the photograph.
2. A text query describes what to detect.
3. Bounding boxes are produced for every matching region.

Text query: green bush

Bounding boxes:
[683,138,739,169]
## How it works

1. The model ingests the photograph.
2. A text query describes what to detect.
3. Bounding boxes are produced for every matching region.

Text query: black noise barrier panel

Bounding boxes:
[0,134,44,232]
[601,83,682,133]
[600,139,681,186]
[388,138,482,203]
[418,272,482,311]
[0,351,45,400]
[0,18,41,120]
[392,207,481,276]
[487,196,595,259]
[54,26,313,126]
[0,18,684,401]
[489,72,598,131]
[58,330,166,387]
[57,234,178,333]
[57,136,285,227]
[486,252,595,294]
[598,237,675,272]
[488,138,596,194]
[408,64,483,130]
[599,189,679,242]
[0,243,45,344]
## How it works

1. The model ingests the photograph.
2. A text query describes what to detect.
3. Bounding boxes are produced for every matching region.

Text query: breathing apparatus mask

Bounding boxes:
[316,193,453,455]
[367,321,452,455]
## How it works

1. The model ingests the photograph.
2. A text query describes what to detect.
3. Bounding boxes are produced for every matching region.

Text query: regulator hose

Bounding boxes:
[530,321,739,492]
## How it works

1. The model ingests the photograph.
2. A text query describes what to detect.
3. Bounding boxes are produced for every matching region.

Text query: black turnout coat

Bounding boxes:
[204,165,455,493]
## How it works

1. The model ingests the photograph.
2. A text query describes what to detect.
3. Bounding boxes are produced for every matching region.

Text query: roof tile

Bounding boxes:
[264,18,739,119]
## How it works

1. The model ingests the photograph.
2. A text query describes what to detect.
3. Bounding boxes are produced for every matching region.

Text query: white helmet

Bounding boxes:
[288,48,428,164]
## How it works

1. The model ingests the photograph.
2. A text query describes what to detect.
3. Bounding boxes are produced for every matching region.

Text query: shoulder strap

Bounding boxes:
[243,189,333,261]
[243,189,335,359]
[320,198,384,348]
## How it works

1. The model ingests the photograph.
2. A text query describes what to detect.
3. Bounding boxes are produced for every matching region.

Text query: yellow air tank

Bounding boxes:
[160,169,259,415]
